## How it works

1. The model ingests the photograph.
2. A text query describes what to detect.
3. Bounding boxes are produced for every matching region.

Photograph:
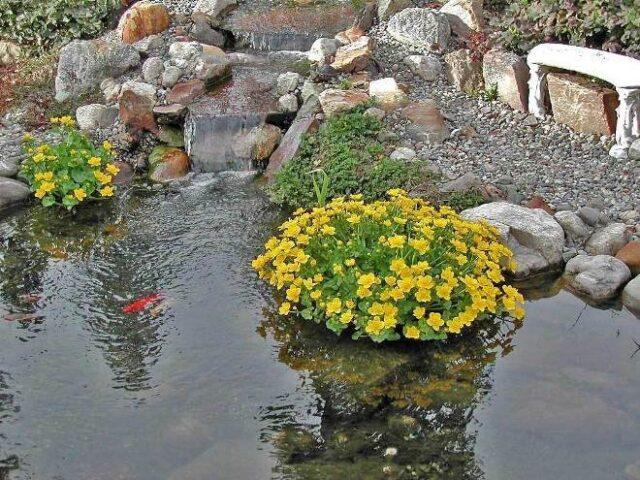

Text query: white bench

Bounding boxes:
[527,43,640,157]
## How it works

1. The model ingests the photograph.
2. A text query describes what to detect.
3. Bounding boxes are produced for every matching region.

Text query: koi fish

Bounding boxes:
[122,293,164,314]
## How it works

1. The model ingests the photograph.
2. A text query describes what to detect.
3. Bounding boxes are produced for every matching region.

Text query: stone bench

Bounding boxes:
[527,43,640,158]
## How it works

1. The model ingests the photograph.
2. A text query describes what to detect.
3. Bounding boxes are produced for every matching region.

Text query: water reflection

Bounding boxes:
[258,311,522,479]
[0,372,19,480]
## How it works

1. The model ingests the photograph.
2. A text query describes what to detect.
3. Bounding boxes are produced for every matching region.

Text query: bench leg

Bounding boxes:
[528,64,548,118]
[611,87,640,158]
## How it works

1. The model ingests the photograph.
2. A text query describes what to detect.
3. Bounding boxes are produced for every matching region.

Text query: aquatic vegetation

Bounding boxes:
[21,117,119,209]
[253,190,525,343]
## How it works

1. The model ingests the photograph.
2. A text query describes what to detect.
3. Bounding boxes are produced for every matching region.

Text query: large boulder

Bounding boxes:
[0,178,30,209]
[444,49,483,94]
[55,40,141,102]
[462,202,565,279]
[148,146,190,183]
[585,223,630,256]
[119,1,171,44]
[564,255,631,302]
[368,78,409,111]
[318,88,370,117]
[330,36,373,73]
[400,100,450,144]
[439,0,484,37]
[482,48,529,112]
[193,0,238,26]
[387,9,450,54]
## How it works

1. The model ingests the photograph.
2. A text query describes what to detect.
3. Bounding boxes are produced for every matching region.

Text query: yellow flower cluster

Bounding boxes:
[50,116,76,128]
[253,190,525,343]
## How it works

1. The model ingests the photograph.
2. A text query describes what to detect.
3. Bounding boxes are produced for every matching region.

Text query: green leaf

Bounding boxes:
[71,168,86,183]
[41,196,55,207]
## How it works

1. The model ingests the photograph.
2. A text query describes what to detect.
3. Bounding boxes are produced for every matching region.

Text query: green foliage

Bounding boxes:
[438,189,487,212]
[0,0,122,51]
[269,108,423,209]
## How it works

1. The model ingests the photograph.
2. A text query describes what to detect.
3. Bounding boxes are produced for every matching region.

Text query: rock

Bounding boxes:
[119,1,171,44]
[440,0,484,37]
[577,206,602,227]
[232,124,282,163]
[400,100,450,144]
[121,81,157,103]
[193,0,238,26]
[194,57,231,87]
[119,83,157,133]
[462,202,565,279]
[0,177,30,208]
[628,138,640,161]
[616,241,640,275]
[190,17,226,46]
[112,161,134,185]
[585,223,630,256]
[622,276,640,312]
[276,72,304,96]
[440,172,481,193]
[0,41,21,66]
[278,94,299,113]
[564,255,631,302]
[368,78,409,111]
[157,126,185,147]
[387,9,450,54]
[154,104,188,122]
[318,88,370,118]
[390,147,416,160]
[142,56,165,84]
[0,157,19,178]
[378,0,411,21]
[444,49,483,94]
[162,66,184,88]
[75,104,118,130]
[55,39,140,102]
[148,146,190,183]
[353,1,377,31]
[166,80,206,105]
[301,80,325,102]
[101,78,122,104]
[201,44,226,57]
[335,26,366,44]
[482,48,529,112]
[133,34,165,56]
[331,36,373,73]
[364,107,386,121]
[308,38,340,64]
[525,195,554,215]
[554,211,593,248]
[547,72,619,136]
[404,55,441,82]
[168,41,203,68]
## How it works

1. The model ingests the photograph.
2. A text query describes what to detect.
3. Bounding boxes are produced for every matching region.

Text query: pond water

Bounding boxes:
[0,175,639,480]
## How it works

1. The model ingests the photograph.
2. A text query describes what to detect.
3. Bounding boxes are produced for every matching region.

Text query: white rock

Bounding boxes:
[162,66,184,88]
[100,78,122,104]
[308,38,340,64]
[301,80,324,102]
[169,42,203,63]
[120,81,157,104]
[193,0,238,25]
[440,0,484,37]
[622,276,640,312]
[276,72,303,96]
[387,8,450,53]
[369,78,409,110]
[390,147,416,160]
[76,104,118,130]
[404,55,442,81]
[279,93,299,113]
[585,223,630,256]
[142,56,165,84]
[564,255,631,302]
[554,210,593,248]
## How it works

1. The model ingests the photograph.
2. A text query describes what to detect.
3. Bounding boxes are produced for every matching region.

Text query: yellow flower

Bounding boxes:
[73,188,87,201]
[365,318,385,336]
[387,236,405,249]
[103,140,113,151]
[357,273,377,289]
[32,152,46,163]
[405,325,421,339]
[22,133,34,142]
[413,306,425,319]
[310,290,322,300]
[321,225,336,236]
[279,302,292,315]
[345,258,356,267]
[326,298,342,316]
[427,312,444,331]
[88,157,102,167]
[286,285,301,303]
[339,310,353,324]
[105,163,120,175]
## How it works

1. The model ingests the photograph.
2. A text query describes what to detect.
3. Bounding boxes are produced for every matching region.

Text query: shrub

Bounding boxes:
[0,0,122,51]
[252,190,525,343]
[21,117,119,209]
[269,108,424,209]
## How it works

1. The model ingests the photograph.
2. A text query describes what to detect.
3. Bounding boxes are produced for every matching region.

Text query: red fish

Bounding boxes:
[122,293,164,314]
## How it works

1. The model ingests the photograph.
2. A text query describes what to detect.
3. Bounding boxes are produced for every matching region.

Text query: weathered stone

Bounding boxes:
[577,206,603,227]
[331,36,373,73]
[193,0,238,26]
[378,0,411,21]
[440,0,484,37]
[190,17,226,46]
[157,126,185,147]
[554,211,593,248]
[194,58,231,87]
[462,202,566,279]
[525,195,554,215]
[148,146,190,183]
[168,42,203,68]
[276,72,304,96]
[154,103,187,120]
[162,66,184,88]
[166,80,207,105]
[0,157,19,178]
[440,172,481,193]
[308,38,340,64]
[363,107,386,121]
[133,34,165,56]
[75,104,118,130]
[301,80,325,102]
[278,93,299,113]
[628,138,640,161]
[201,44,226,57]
[547,72,619,136]
[119,84,157,133]
[318,88,369,117]
[55,40,140,102]
[564,255,631,302]
[142,56,165,84]
[112,161,134,185]
[390,147,416,161]
[616,241,640,275]
[387,8,450,53]
[404,55,441,81]
[335,26,366,45]
[483,48,529,112]
[121,81,157,103]
[400,100,450,144]
[585,223,630,256]
[368,78,409,111]
[119,1,171,44]
[444,49,483,94]
[0,41,21,66]
[0,178,29,209]
[622,275,640,312]
[232,124,282,162]
[101,78,122,104]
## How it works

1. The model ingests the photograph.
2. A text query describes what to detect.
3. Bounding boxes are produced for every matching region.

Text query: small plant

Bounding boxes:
[310,169,330,207]
[481,84,499,101]
[21,117,120,209]
[253,190,525,343]
[338,78,354,90]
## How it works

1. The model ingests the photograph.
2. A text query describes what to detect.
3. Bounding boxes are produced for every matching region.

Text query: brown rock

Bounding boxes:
[331,36,373,73]
[119,89,157,133]
[547,73,619,136]
[401,100,450,144]
[233,124,283,162]
[112,161,135,185]
[350,71,371,89]
[526,195,555,215]
[266,118,318,179]
[119,1,171,44]
[483,48,529,112]
[166,80,207,105]
[201,45,226,57]
[318,88,370,117]
[616,241,640,275]
[444,49,483,94]
[154,103,187,121]
[148,146,190,183]
[335,26,365,44]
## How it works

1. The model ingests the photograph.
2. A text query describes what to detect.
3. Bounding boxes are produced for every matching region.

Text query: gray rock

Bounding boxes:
[308,38,340,64]
[622,276,640,312]
[120,81,157,104]
[168,42,203,68]
[142,57,165,84]
[404,55,442,81]
[577,206,601,227]
[554,210,593,248]
[364,107,386,121]
[0,156,19,177]
[100,78,121,104]
[190,18,226,47]
[193,0,238,26]
[564,255,631,302]
[440,172,481,193]
[585,223,630,256]
[0,177,30,209]
[378,0,411,21]
[75,104,118,130]
[278,93,299,113]
[162,66,184,88]
[133,35,165,56]
[276,72,303,96]
[387,9,451,53]
[55,39,140,102]
[444,49,483,94]
[232,124,282,162]
[195,57,231,86]
[300,80,324,102]
[628,138,640,161]
[390,147,416,160]
[462,202,565,279]
[440,0,484,37]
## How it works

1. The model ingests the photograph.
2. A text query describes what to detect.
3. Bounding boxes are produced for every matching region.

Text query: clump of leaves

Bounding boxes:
[268,108,424,209]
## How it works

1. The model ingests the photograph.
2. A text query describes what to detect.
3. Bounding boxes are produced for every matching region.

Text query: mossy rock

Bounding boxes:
[148,146,190,183]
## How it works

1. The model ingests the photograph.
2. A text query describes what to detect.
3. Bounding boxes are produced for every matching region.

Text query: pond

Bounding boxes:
[0,174,639,480]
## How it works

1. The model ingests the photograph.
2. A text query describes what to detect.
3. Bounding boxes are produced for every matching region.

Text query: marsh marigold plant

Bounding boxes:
[21,116,119,209]
[253,190,525,342]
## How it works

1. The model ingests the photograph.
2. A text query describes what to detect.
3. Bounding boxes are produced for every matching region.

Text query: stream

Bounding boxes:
[0,174,639,480]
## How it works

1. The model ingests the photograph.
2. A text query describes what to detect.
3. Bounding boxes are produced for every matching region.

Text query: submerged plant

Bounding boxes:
[21,117,119,209]
[253,190,525,343]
